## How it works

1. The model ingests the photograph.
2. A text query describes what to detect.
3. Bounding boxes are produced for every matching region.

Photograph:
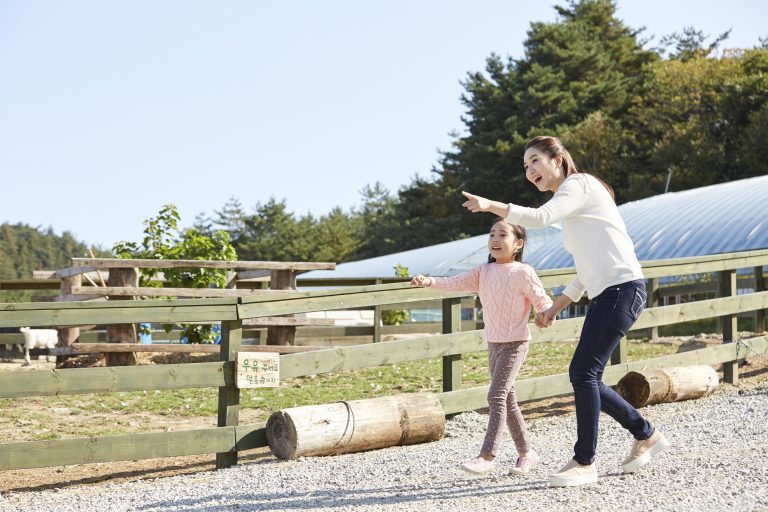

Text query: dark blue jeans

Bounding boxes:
[569,279,654,465]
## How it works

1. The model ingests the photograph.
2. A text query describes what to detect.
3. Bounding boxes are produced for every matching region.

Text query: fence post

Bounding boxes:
[442,297,462,393]
[373,279,383,343]
[105,267,139,367]
[648,277,659,342]
[216,319,242,469]
[56,274,81,368]
[756,266,765,335]
[718,270,738,384]
[267,270,296,345]
[610,337,627,365]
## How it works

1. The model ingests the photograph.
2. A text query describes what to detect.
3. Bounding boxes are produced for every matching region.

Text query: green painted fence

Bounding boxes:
[0,249,766,472]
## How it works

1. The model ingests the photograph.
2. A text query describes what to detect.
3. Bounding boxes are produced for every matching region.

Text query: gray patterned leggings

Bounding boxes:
[481,341,531,457]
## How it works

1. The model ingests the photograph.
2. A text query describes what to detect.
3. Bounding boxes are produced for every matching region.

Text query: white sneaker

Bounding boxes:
[460,456,495,474]
[549,459,598,487]
[509,451,540,476]
[621,429,670,473]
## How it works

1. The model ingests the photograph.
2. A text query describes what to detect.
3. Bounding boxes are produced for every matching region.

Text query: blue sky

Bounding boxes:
[1,1,765,250]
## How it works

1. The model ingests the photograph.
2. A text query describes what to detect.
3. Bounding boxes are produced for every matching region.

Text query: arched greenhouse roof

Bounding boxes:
[302,225,563,279]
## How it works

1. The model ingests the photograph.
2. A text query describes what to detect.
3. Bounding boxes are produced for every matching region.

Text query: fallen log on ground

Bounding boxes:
[266,392,445,460]
[616,365,719,408]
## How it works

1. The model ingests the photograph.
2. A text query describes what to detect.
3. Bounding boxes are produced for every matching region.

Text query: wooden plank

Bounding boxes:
[0,279,60,290]
[0,296,238,310]
[238,287,467,318]
[0,304,238,328]
[239,281,468,305]
[0,427,236,470]
[279,330,485,379]
[236,270,272,280]
[632,291,768,330]
[0,362,226,398]
[438,335,768,415]
[49,343,324,355]
[54,266,97,279]
[70,286,286,298]
[71,258,336,271]
[0,423,268,470]
[242,317,334,327]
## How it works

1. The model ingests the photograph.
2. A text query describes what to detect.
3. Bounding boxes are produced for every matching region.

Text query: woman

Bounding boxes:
[461,135,669,487]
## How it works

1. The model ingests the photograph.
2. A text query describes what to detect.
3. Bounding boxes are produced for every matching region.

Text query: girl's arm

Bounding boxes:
[523,267,554,313]
[410,267,481,294]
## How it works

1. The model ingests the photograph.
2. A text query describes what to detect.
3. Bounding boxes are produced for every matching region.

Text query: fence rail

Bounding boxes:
[0,250,766,472]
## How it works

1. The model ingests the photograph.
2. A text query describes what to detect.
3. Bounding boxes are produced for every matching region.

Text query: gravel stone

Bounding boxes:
[3,381,768,512]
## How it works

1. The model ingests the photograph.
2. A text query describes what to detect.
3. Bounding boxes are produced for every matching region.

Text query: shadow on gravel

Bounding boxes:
[135,478,552,511]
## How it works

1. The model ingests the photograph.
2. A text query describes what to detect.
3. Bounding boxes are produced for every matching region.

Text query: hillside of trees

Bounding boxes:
[3,0,768,283]
[0,223,109,301]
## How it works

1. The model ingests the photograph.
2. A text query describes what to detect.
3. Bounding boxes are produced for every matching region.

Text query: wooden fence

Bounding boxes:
[0,249,766,471]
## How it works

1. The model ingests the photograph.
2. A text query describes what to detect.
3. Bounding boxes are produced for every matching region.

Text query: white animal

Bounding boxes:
[19,327,58,365]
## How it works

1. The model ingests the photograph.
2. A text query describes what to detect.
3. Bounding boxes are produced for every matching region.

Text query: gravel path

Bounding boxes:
[2,378,768,512]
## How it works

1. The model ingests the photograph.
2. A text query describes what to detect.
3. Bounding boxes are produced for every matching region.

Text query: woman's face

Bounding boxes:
[523,147,564,193]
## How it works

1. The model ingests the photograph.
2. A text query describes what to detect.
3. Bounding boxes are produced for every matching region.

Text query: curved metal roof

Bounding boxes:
[302,225,563,279]
[528,174,768,270]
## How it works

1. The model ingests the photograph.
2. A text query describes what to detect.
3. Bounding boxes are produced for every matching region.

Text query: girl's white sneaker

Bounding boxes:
[510,451,540,476]
[460,456,495,474]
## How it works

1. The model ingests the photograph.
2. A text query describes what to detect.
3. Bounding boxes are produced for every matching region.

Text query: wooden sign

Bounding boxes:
[236,352,280,388]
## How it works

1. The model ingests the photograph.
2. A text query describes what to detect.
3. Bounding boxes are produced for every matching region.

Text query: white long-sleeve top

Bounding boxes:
[504,173,643,301]
[428,262,552,342]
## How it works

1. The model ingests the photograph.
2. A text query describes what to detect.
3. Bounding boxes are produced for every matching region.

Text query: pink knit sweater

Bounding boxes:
[429,262,552,343]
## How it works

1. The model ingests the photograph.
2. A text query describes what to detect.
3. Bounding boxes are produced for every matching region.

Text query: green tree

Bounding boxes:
[113,205,237,343]
[627,48,768,193]
[658,26,731,61]
[235,198,311,261]
[313,207,361,262]
[402,0,658,240]
[0,223,104,302]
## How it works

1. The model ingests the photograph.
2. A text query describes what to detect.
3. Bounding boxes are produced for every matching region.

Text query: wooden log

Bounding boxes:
[615,365,719,408]
[266,393,445,460]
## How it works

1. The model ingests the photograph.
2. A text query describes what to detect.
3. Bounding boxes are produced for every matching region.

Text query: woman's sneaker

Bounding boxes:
[460,456,495,474]
[549,459,598,487]
[509,451,540,476]
[621,429,670,473]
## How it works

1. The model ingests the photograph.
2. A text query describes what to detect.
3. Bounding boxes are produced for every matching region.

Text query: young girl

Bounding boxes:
[411,217,552,476]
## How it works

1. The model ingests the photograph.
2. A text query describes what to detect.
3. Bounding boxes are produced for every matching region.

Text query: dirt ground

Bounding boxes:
[0,334,766,495]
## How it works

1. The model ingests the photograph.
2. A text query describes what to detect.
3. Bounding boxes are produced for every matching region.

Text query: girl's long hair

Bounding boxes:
[487,217,526,263]
[524,135,615,200]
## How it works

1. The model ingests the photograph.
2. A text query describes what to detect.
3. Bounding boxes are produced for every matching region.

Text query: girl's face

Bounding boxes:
[488,222,523,264]
[523,147,565,193]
